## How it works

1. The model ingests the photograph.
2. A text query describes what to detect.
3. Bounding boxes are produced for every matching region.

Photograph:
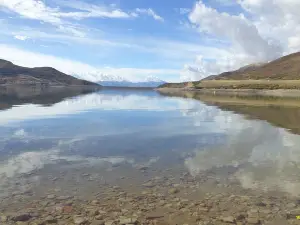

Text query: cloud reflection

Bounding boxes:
[0,91,196,125]
[183,103,300,196]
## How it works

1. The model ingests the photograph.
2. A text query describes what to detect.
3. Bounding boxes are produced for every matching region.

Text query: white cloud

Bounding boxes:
[13,129,28,137]
[0,0,163,38]
[0,44,179,82]
[14,35,29,41]
[54,0,132,19]
[180,101,300,196]
[178,8,191,15]
[182,0,300,81]
[135,8,164,22]
[0,91,189,125]
[0,0,132,23]
[0,0,62,24]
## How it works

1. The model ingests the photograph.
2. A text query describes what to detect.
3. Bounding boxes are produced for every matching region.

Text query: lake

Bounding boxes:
[1,87,300,224]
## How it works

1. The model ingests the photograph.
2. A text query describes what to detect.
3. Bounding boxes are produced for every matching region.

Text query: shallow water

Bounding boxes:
[1,87,300,224]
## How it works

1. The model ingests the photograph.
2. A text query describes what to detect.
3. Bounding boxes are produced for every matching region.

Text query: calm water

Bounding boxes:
[1,87,300,201]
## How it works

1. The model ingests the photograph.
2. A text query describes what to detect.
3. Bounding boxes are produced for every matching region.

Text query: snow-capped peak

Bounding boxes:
[144,76,164,82]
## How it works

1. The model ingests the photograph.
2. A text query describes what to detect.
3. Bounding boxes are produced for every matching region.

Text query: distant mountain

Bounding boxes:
[98,76,166,88]
[100,81,166,88]
[0,59,100,86]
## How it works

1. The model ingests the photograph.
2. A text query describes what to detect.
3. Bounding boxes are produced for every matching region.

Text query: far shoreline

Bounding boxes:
[157,87,300,98]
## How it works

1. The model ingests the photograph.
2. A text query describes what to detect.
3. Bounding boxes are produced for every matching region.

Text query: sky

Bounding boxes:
[0,0,300,82]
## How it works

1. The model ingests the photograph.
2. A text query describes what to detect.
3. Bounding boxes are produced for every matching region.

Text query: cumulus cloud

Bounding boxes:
[135,8,164,22]
[182,0,300,81]
[189,2,282,60]
[182,103,300,196]
[13,129,28,137]
[178,8,191,15]
[14,35,29,41]
[0,91,187,125]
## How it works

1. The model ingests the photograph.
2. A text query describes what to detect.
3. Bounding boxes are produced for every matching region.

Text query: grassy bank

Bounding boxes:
[195,80,300,90]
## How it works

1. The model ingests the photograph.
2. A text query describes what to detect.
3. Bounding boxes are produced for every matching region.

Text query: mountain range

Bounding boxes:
[89,74,165,87]
[0,59,166,88]
[0,59,99,87]
[99,79,166,88]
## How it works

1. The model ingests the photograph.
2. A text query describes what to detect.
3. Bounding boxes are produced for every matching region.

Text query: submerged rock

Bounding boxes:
[12,213,32,222]
[73,216,88,225]
[169,188,179,194]
[219,216,235,223]
[119,216,138,225]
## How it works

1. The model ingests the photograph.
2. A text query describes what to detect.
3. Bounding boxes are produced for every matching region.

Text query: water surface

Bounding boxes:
[1,87,300,211]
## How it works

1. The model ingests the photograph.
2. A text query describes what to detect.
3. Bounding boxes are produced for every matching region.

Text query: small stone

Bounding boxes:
[41,201,50,207]
[146,214,164,220]
[105,220,117,225]
[169,188,180,194]
[198,207,209,212]
[30,212,40,218]
[91,220,105,225]
[219,216,235,223]
[142,182,155,188]
[1,215,8,222]
[119,217,138,225]
[63,205,73,214]
[12,213,32,222]
[256,201,267,207]
[47,194,56,199]
[247,217,260,224]
[236,214,246,221]
[73,216,87,225]
[95,215,104,220]
[43,216,57,224]
[138,166,149,171]
[56,196,72,200]
[91,200,100,205]
[287,203,297,209]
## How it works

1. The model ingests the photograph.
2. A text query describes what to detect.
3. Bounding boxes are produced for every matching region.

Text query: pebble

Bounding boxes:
[91,200,100,205]
[73,216,88,225]
[105,220,117,225]
[91,220,105,225]
[43,215,57,224]
[169,188,180,194]
[219,216,235,223]
[1,215,8,222]
[119,216,138,225]
[56,196,72,201]
[12,213,32,222]
[247,217,260,224]
[47,194,56,199]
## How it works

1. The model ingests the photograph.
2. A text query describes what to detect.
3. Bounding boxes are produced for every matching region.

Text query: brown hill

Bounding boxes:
[214,52,300,80]
[0,59,100,86]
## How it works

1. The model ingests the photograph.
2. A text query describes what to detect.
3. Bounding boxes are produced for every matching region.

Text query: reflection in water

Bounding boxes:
[1,88,300,198]
[165,91,300,196]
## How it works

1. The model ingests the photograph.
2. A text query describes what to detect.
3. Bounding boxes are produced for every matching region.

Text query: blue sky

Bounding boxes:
[0,0,299,82]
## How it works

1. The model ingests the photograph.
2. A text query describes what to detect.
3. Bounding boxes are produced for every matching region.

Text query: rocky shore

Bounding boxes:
[1,168,300,225]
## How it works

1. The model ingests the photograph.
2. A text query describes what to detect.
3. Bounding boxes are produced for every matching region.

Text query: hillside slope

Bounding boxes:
[215,52,300,80]
[0,59,99,86]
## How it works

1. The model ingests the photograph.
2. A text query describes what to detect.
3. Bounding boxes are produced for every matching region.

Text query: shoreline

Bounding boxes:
[157,87,300,98]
